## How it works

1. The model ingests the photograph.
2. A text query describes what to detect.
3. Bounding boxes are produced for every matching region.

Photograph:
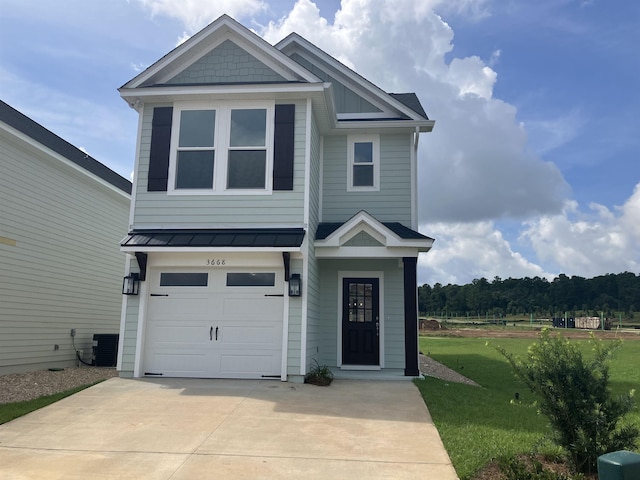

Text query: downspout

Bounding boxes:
[411,127,420,230]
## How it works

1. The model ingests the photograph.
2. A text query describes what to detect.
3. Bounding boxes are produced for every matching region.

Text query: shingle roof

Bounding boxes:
[122,229,306,248]
[389,93,429,120]
[316,222,432,241]
[0,100,132,194]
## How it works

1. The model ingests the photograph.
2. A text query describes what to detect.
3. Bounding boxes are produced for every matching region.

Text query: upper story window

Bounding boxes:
[168,101,274,194]
[347,134,379,191]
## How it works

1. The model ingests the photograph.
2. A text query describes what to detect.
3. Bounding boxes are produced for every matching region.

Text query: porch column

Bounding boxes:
[403,256,419,376]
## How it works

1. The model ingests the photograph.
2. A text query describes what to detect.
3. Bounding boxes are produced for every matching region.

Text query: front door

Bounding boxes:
[342,278,379,365]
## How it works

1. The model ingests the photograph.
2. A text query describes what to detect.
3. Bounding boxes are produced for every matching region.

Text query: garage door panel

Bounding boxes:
[144,267,284,379]
[219,353,280,377]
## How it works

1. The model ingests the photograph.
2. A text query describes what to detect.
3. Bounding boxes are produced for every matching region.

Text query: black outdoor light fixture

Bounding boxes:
[122,273,140,295]
[288,273,301,297]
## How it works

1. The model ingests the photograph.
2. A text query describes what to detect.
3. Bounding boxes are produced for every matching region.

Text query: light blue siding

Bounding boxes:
[321,134,413,225]
[289,53,381,114]
[168,40,286,84]
[132,100,307,228]
[316,259,405,370]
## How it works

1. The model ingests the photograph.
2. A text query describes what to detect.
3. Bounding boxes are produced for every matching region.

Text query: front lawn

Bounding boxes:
[415,334,640,479]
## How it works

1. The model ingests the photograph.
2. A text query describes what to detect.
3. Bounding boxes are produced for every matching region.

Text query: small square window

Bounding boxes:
[227,150,267,189]
[176,151,214,189]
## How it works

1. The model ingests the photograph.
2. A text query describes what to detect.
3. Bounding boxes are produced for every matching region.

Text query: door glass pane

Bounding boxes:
[230,109,266,146]
[227,150,266,189]
[160,273,208,286]
[353,164,374,186]
[354,142,373,163]
[176,151,214,189]
[226,272,275,287]
[179,110,215,147]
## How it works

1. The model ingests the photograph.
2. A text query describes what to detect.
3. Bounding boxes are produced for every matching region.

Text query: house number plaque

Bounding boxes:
[206,259,226,266]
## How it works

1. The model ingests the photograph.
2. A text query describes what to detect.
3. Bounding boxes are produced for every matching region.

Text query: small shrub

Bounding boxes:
[304,360,333,386]
[496,329,639,475]
[499,455,584,480]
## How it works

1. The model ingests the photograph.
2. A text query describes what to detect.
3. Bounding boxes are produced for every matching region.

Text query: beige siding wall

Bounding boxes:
[0,129,130,374]
[132,100,307,229]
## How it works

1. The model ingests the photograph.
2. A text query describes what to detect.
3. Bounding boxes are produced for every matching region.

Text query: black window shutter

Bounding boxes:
[273,104,295,191]
[147,107,173,192]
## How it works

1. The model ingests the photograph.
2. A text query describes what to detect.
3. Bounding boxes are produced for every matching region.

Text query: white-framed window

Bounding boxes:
[168,101,274,194]
[347,134,379,191]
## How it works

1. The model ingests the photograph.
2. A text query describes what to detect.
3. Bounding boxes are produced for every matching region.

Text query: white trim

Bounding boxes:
[167,100,274,195]
[281,285,290,382]
[347,134,379,192]
[116,256,132,371]
[303,98,312,227]
[337,271,384,368]
[316,246,423,258]
[411,130,418,230]
[318,135,324,221]
[299,238,309,376]
[133,278,149,377]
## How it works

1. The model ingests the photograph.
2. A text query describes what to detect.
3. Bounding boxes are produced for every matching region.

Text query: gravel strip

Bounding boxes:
[0,367,118,404]
[419,354,480,386]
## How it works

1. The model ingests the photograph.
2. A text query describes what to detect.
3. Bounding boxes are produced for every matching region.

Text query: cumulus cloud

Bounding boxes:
[135,0,267,33]
[418,221,551,285]
[520,184,640,277]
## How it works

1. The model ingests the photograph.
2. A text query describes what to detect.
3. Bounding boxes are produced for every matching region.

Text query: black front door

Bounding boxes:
[342,278,379,365]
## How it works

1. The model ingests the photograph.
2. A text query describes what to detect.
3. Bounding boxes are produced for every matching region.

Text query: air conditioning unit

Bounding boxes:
[92,334,119,367]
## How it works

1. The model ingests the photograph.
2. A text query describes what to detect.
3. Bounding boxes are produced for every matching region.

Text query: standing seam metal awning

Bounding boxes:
[121,229,305,248]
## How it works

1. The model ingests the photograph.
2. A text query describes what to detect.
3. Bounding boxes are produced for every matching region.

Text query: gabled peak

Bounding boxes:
[121,15,319,90]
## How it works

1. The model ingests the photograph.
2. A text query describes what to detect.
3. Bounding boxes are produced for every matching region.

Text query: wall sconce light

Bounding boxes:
[288,273,301,297]
[122,273,140,295]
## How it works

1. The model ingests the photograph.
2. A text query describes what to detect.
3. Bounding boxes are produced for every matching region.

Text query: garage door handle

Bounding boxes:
[215,326,219,341]
[210,326,213,341]
[150,294,169,297]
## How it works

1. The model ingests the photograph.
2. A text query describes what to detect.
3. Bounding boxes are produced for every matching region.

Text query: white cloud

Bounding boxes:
[135,0,267,33]
[520,184,640,277]
[418,221,551,285]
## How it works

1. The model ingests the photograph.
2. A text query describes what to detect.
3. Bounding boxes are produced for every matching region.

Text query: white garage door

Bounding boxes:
[143,268,284,379]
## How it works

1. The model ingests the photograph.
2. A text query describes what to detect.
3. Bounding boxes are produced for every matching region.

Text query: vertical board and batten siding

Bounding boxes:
[316,259,405,369]
[321,134,413,225]
[132,101,307,228]
[0,132,129,374]
[118,285,140,377]
[287,257,304,374]
[304,113,322,372]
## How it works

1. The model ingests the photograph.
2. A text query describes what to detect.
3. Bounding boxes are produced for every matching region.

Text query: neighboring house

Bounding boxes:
[117,15,434,381]
[0,100,131,375]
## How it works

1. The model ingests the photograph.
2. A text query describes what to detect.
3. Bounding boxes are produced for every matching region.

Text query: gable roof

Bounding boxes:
[0,100,132,194]
[277,33,433,129]
[121,15,320,90]
[315,211,433,257]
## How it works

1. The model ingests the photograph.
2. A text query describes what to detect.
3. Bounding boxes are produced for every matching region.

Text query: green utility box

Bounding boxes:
[597,450,640,480]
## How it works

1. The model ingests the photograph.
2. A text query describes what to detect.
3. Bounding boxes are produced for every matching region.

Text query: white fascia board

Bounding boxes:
[0,122,130,199]
[315,246,426,258]
[335,119,435,133]
[123,16,319,89]
[119,83,327,107]
[316,211,397,248]
[120,246,303,254]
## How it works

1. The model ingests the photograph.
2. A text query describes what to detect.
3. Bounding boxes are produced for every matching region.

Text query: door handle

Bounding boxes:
[376,320,379,337]
[215,326,219,341]
[210,326,213,341]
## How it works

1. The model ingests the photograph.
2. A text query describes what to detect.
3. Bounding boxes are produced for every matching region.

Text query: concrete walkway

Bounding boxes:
[0,378,458,479]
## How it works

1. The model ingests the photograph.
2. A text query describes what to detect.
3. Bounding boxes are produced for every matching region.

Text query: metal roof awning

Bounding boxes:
[121,228,305,251]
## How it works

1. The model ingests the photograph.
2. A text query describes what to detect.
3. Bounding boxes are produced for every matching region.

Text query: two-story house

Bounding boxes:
[117,15,434,381]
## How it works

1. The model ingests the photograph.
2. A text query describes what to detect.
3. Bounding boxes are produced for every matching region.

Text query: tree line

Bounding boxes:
[418,272,640,319]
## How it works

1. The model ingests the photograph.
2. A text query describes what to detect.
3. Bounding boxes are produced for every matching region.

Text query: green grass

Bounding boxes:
[0,383,98,425]
[415,335,640,480]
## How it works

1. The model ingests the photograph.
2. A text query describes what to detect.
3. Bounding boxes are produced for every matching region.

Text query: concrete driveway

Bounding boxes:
[0,378,458,479]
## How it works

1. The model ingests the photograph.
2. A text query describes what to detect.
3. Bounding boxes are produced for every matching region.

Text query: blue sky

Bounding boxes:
[1,0,639,286]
